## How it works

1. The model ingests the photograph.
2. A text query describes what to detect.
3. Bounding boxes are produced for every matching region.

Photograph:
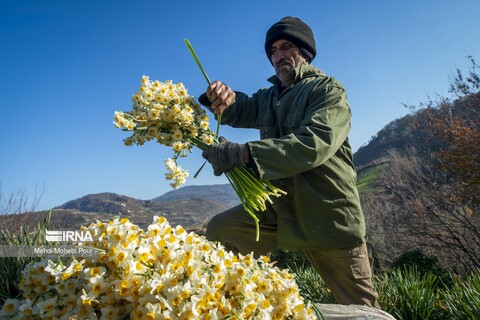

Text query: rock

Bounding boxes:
[314,304,396,320]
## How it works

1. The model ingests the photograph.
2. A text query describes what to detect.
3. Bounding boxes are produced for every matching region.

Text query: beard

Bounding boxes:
[275,61,296,86]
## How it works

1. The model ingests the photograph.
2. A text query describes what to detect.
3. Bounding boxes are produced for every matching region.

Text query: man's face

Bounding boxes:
[270,39,308,86]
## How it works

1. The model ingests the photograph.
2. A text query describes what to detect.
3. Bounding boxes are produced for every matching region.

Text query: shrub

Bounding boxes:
[269,249,311,270]
[392,249,452,287]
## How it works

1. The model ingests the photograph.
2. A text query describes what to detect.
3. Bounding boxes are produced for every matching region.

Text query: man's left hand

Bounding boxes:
[202,137,246,176]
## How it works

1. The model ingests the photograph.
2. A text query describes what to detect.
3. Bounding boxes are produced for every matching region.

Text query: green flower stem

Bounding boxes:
[229,169,262,210]
[234,167,273,205]
[226,165,287,242]
[225,170,261,241]
[184,39,211,85]
[184,38,222,138]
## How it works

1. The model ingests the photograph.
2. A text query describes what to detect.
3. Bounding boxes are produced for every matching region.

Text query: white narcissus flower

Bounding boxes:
[0,299,20,318]
[164,158,176,171]
[172,129,183,141]
[164,158,189,189]
[171,141,183,152]
[201,133,215,145]
[4,216,315,319]
[147,108,160,120]
[100,305,119,320]
[36,296,57,317]
[199,120,209,130]
[17,298,36,318]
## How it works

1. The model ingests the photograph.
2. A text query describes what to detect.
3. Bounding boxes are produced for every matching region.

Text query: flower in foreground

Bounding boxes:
[0,216,316,319]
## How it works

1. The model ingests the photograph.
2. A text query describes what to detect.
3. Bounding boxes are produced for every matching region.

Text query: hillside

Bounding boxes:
[152,184,239,207]
[0,188,237,235]
[353,92,477,175]
[354,114,426,171]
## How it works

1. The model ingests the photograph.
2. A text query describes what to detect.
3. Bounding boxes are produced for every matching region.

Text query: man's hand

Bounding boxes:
[206,81,236,115]
[202,137,246,176]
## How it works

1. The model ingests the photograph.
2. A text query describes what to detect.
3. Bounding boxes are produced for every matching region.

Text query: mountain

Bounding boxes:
[353,114,424,171]
[353,91,479,172]
[152,184,239,207]
[59,192,140,215]
[53,188,237,232]
[0,186,239,235]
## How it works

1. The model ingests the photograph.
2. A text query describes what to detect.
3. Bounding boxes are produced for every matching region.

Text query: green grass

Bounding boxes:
[291,264,480,320]
[0,211,52,304]
[376,266,444,319]
[270,250,479,319]
[442,272,480,319]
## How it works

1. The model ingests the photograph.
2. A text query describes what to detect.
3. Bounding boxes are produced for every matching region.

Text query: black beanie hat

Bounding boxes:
[265,16,316,62]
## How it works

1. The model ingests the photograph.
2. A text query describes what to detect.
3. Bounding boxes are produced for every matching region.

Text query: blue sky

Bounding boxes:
[1,0,479,211]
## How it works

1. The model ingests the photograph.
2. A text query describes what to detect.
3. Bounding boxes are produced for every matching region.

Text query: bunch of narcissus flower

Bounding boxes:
[113,76,286,240]
[114,76,213,189]
[0,216,316,320]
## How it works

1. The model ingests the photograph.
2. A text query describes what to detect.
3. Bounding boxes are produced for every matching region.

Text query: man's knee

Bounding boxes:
[205,214,223,242]
[205,205,251,242]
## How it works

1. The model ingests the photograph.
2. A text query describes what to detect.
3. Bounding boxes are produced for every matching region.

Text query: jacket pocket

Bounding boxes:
[285,110,305,134]
[256,113,278,139]
[351,262,372,280]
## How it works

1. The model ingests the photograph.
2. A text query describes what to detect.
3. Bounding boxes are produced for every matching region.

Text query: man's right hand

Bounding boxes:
[206,81,236,115]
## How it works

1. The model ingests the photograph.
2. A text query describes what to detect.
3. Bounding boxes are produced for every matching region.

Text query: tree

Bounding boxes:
[376,148,479,273]
[371,58,480,273]
[416,57,480,201]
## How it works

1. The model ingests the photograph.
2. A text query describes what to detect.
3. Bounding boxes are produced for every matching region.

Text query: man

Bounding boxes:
[199,16,380,308]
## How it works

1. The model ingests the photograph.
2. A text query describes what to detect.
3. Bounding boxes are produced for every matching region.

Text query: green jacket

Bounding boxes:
[216,64,366,250]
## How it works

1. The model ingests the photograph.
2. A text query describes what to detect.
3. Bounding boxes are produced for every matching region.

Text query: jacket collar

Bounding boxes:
[267,63,325,87]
